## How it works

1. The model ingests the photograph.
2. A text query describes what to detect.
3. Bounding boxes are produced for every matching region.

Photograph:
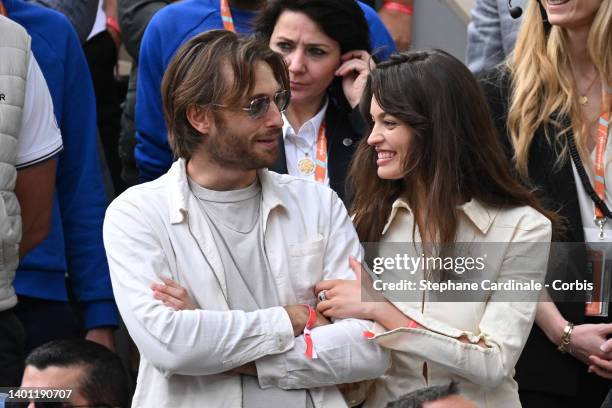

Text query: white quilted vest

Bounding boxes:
[0,15,30,311]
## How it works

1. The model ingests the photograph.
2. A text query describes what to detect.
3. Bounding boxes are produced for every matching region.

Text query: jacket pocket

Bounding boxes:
[288,234,325,303]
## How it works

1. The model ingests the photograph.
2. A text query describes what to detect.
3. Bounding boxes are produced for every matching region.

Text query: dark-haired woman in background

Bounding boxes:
[253,0,377,202]
[313,50,554,408]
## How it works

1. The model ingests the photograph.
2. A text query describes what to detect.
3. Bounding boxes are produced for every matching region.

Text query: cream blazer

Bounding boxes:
[363,198,552,408]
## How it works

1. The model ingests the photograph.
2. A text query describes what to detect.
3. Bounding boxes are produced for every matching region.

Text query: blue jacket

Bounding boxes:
[8,0,119,329]
[135,0,395,182]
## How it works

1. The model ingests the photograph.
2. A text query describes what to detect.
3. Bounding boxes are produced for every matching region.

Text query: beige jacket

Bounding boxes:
[363,198,552,408]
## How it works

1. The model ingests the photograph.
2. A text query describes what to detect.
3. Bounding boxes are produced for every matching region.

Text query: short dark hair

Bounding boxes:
[162,29,290,160]
[253,0,373,110]
[25,339,130,408]
[253,0,371,56]
[386,382,460,408]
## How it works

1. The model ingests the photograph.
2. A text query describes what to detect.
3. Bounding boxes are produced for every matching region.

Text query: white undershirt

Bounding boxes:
[15,55,63,169]
[282,100,329,186]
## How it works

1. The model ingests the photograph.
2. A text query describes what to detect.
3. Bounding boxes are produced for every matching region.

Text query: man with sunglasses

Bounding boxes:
[134,0,396,183]
[103,30,389,408]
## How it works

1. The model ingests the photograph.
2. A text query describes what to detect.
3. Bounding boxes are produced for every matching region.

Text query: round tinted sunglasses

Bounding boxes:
[213,90,290,120]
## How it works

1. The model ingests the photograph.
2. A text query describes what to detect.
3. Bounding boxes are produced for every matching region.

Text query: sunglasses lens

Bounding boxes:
[274,91,290,112]
[246,91,290,119]
[249,97,270,119]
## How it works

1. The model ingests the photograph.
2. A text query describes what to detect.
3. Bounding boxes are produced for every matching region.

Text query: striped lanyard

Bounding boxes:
[0,0,7,17]
[314,123,328,183]
[593,96,611,239]
[220,0,236,32]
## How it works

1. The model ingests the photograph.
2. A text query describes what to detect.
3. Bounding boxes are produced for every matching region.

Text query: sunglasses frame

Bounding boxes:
[212,89,290,119]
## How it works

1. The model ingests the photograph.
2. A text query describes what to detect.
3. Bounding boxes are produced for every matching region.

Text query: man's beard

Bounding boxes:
[206,119,280,171]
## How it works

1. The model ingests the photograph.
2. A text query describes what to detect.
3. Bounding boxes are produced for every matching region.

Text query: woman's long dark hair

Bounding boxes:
[349,50,559,243]
[252,0,372,109]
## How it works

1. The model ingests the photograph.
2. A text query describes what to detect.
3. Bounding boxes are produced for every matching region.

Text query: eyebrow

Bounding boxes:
[248,88,284,100]
[274,36,332,49]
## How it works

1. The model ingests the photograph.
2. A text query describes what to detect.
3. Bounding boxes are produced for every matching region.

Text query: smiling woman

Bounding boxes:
[314,49,557,408]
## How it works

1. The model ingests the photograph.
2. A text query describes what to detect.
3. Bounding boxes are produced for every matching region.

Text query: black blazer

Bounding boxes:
[269,97,365,203]
[480,68,611,398]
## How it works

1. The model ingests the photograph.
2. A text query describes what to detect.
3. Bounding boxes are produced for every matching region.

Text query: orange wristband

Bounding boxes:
[106,16,121,34]
[382,1,414,16]
[303,304,317,359]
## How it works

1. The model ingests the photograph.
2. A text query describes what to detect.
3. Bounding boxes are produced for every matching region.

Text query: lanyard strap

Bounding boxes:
[594,110,611,221]
[569,93,612,239]
[314,123,328,183]
[220,0,236,32]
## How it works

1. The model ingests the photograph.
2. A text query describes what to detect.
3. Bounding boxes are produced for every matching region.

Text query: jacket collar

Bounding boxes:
[381,198,497,236]
[166,159,285,224]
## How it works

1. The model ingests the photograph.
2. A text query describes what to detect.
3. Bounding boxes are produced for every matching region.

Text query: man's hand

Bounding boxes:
[85,327,116,351]
[227,306,332,377]
[283,305,331,337]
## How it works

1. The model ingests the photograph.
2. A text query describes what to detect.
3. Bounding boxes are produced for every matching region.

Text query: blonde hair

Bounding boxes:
[507,0,612,179]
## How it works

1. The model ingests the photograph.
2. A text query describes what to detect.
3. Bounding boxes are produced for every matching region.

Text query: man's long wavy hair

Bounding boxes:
[507,0,612,179]
[349,50,558,244]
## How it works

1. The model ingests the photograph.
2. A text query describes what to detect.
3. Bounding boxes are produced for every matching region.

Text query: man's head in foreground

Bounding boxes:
[387,382,478,408]
[19,339,129,408]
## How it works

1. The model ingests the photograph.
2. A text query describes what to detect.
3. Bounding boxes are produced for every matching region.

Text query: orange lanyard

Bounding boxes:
[593,101,611,239]
[314,123,328,183]
[220,0,236,32]
[0,0,7,17]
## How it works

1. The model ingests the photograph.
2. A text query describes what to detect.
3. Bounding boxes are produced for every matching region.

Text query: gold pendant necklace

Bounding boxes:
[578,70,599,106]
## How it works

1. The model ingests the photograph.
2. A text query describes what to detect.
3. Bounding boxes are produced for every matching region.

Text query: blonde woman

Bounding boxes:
[481,0,612,407]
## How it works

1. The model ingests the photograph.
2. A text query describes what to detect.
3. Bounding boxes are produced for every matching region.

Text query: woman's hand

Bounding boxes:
[315,256,382,320]
[588,355,612,379]
[336,50,375,109]
[568,323,612,366]
[151,277,197,311]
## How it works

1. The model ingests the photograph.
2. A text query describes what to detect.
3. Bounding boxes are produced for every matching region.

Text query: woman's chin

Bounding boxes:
[377,168,402,181]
